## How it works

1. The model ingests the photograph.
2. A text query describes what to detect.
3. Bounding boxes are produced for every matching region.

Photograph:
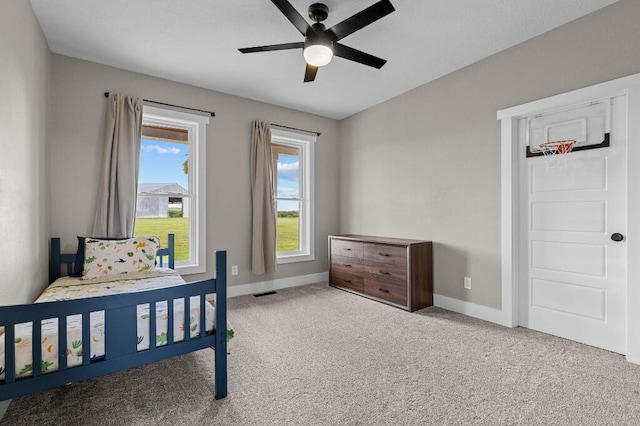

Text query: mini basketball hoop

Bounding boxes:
[539,139,576,170]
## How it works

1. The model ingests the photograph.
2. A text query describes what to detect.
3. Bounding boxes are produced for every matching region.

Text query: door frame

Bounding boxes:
[498,72,640,363]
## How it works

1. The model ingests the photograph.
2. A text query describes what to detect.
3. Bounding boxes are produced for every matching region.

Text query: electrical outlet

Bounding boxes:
[231,265,238,276]
[464,276,472,289]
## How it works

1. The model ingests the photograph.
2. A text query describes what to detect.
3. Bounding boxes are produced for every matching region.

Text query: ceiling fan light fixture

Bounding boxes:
[238,0,395,82]
[303,43,333,67]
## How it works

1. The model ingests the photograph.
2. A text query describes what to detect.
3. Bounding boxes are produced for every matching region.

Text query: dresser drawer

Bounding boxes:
[364,279,407,307]
[363,266,407,287]
[331,239,364,259]
[331,255,363,275]
[330,270,364,293]
[364,243,407,265]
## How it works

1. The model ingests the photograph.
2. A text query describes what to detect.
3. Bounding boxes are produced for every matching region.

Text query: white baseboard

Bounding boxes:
[434,294,512,327]
[0,399,10,422]
[625,354,640,365]
[227,272,328,298]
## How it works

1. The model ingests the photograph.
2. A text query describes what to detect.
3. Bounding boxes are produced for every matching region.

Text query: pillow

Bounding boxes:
[72,236,121,277]
[81,236,160,279]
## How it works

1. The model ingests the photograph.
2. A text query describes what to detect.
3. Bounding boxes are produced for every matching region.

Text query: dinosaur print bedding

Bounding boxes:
[0,269,216,380]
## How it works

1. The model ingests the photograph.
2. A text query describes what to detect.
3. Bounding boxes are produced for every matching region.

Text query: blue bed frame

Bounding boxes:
[0,235,227,401]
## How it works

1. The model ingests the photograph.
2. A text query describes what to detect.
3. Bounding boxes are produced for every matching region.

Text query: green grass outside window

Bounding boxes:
[135,216,300,262]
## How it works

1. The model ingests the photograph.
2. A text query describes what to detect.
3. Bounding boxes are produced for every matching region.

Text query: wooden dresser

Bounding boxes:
[329,235,433,312]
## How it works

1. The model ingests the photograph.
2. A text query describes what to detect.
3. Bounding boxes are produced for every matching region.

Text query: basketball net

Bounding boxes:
[539,140,576,171]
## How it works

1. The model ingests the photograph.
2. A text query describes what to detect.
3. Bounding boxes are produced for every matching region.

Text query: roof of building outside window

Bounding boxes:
[138,183,188,195]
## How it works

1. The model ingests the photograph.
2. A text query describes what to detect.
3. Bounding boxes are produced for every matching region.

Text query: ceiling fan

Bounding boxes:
[239,0,395,82]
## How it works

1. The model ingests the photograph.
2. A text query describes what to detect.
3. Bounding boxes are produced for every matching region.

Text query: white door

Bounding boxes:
[518,95,627,354]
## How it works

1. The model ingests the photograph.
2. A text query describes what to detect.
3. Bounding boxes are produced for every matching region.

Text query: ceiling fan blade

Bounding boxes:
[271,0,313,36]
[327,0,395,41]
[304,64,318,82]
[239,42,304,54]
[333,43,387,69]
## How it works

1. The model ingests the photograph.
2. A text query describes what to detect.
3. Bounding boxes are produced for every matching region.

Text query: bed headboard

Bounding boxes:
[49,234,176,283]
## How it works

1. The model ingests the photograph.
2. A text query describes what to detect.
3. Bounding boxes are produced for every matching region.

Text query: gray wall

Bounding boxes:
[48,55,341,287]
[339,0,640,309]
[0,1,51,305]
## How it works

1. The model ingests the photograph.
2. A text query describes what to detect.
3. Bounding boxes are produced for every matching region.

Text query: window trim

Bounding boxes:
[141,106,209,275]
[271,128,315,264]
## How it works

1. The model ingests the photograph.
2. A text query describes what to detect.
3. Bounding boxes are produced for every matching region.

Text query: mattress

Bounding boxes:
[0,269,216,380]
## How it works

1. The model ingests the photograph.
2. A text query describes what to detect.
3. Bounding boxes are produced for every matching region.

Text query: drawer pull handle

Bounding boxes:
[378,288,389,293]
[379,270,390,275]
[343,279,352,283]
[344,248,352,251]
[378,252,390,257]
[343,264,352,267]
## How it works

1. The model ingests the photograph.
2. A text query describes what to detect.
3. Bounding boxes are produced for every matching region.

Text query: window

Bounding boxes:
[136,106,209,274]
[271,128,315,263]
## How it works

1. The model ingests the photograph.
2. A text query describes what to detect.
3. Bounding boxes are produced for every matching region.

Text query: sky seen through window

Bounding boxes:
[139,139,299,211]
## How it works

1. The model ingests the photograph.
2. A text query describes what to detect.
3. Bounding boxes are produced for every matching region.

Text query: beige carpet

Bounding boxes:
[2,283,640,425]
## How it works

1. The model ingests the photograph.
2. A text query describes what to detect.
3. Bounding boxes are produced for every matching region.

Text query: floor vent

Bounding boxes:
[253,291,277,297]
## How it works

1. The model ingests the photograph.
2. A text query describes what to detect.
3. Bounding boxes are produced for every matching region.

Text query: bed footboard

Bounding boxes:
[0,251,227,401]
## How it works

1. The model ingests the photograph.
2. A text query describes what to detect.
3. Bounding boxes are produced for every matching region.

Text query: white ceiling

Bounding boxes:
[29,0,619,120]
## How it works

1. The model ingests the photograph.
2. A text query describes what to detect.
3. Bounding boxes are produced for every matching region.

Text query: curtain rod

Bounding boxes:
[103,92,215,117]
[271,123,321,137]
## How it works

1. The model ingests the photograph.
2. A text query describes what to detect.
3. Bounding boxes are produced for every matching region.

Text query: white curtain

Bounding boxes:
[250,121,277,274]
[92,93,143,238]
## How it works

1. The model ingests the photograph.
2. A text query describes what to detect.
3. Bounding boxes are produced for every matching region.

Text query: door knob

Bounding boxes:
[611,233,624,242]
